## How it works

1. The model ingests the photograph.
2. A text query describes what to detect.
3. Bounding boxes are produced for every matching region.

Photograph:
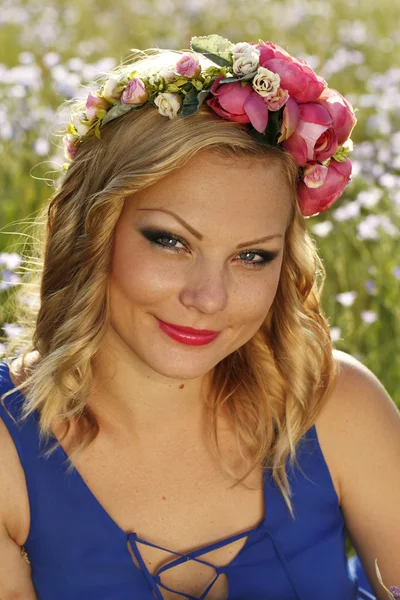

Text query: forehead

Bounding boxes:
[129,151,292,234]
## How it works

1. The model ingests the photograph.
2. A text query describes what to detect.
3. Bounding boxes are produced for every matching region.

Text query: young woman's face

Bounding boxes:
[108,151,292,380]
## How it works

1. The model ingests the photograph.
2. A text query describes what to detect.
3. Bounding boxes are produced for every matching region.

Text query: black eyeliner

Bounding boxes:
[139,227,187,246]
[139,226,279,264]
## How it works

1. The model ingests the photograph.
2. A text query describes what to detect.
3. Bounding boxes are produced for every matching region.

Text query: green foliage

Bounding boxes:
[101,102,136,127]
[190,34,233,67]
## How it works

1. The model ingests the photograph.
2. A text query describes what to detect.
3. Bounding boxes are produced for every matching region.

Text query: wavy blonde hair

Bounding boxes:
[2,48,337,519]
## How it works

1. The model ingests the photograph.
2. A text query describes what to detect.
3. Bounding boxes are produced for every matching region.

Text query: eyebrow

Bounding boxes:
[137,208,283,248]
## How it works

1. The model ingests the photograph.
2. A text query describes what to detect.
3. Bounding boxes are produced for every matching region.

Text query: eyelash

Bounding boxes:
[140,228,278,269]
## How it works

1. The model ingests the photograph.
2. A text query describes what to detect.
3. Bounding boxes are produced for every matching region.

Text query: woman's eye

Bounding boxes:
[141,228,187,252]
[156,236,185,249]
[236,250,278,268]
[140,228,278,267]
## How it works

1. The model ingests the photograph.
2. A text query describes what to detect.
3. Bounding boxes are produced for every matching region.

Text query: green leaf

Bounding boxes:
[203,65,228,79]
[190,34,233,67]
[174,78,190,87]
[94,121,102,139]
[196,88,212,107]
[247,112,282,147]
[181,88,211,118]
[101,103,135,127]
[218,76,239,85]
[181,89,199,118]
[332,141,353,162]
[191,79,204,91]
[265,110,281,145]
[218,72,257,85]
[241,71,258,81]
[165,84,180,93]
[248,128,275,147]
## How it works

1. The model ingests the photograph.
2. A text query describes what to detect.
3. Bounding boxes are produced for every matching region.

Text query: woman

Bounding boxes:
[0,36,399,600]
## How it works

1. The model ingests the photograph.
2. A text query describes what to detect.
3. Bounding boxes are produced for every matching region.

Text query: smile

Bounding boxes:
[155,318,221,346]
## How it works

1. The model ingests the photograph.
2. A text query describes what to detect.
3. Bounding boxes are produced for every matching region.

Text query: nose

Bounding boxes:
[179,258,229,315]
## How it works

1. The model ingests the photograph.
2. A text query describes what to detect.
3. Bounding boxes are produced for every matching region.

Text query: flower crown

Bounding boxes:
[62,34,357,217]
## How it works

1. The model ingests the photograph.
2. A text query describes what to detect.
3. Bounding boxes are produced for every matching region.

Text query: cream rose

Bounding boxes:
[154,92,182,119]
[232,52,260,76]
[149,68,176,85]
[102,75,125,100]
[71,112,91,136]
[232,42,260,59]
[252,67,281,97]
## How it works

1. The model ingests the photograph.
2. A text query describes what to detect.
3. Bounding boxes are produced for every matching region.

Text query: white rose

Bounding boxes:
[103,76,119,98]
[232,52,260,76]
[252,67,281,97]
[149,68,176,85]
[232,42,260,59]
[154,92,182,119]
[159,68,176,83]
[102,75,125,100]
[71,112,91,136]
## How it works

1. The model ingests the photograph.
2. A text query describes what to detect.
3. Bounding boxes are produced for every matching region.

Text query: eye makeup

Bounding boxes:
[138,226,280,268]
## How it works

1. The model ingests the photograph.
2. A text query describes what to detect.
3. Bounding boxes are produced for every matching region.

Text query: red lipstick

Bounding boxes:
[155,318,220,346]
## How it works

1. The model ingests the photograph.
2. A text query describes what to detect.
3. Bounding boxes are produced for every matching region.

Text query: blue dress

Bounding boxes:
[0,360,376,599]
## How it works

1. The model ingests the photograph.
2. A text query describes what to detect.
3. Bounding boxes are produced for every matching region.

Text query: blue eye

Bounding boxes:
[237,250,278,268]
[140,227,279,268]
[140,228,187,252]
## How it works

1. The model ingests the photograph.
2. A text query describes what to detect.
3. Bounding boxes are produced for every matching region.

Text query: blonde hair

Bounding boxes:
[2,48,337,518]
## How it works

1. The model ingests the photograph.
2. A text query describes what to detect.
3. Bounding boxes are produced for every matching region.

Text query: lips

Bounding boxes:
[158,320,220,335]
[155,318,221,346]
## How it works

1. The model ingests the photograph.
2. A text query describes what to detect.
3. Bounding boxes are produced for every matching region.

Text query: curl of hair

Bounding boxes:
[1,49,337,519]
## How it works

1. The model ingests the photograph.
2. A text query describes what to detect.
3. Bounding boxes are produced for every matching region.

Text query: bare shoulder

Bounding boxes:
[326,349,398,426]
[317,350,400,594]
[314,349,400,505]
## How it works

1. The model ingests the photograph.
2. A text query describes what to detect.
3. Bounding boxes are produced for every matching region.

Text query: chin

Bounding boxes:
[151,351,220,379]
[132,342,227,381]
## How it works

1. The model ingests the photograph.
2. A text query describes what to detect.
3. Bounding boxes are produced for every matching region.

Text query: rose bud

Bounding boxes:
[297,157,352,216]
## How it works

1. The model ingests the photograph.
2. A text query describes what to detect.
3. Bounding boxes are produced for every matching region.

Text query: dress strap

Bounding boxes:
[0,360,28,471]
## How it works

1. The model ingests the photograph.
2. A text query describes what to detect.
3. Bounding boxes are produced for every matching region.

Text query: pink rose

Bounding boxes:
[85,92,110,122]
[176,52,201,78]
[121,77,149,105]
[63,133,80,161]
[282,103,338,166]
[207,75,269,133]
[316,88,357,145]
[278,97,300,141]
[302,163,328,188]
[264,88,289,111]
[256,41,326,103]
[297,157,352,216]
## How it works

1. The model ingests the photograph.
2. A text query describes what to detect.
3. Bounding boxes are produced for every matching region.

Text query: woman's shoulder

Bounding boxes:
[328,349,397,424]
[325,353,400,593]
[314,350,398,505]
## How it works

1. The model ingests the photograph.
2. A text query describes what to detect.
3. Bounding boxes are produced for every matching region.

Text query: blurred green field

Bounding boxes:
[0,0,399,406]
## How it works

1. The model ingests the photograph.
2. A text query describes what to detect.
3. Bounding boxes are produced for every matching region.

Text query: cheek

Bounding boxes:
[233,262,282,324]
[109,242,182,306]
